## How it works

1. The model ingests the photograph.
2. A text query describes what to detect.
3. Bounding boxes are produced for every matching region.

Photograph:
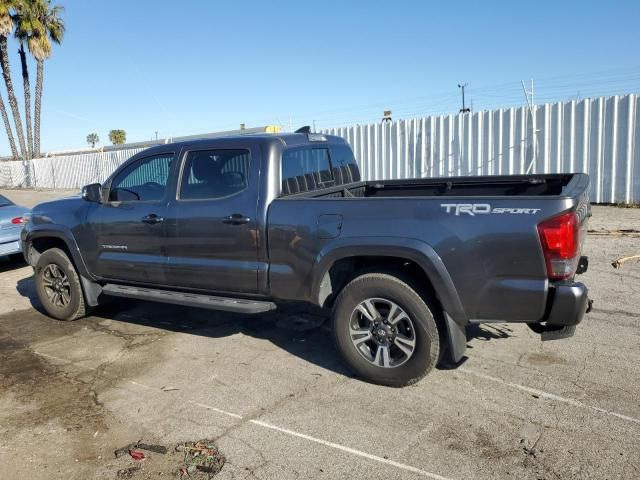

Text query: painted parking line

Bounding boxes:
[190,401,243,420]
[37,349,639,478]
[129,383,452,478]
[459,368,640,425]
[136,392,451,478]
[39,349,640,428]
[35,351,97,369]
[249,419,454,480]
[135,387,452,478]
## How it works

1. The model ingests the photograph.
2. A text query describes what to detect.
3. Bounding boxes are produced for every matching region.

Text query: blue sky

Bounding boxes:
[2,0,639,154]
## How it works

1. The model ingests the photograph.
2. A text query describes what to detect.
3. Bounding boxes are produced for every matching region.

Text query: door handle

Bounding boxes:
[141,214,164,224]
[223,213,251,225]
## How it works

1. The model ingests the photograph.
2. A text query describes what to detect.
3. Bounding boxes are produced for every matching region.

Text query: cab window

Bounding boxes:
[179,149,250,200]
[281,147,333,195]
[329,144,361,185]
[109,153,174,202]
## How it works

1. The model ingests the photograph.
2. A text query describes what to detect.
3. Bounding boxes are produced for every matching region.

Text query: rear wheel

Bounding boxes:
[332,273,440,387]
[35,248,87,321]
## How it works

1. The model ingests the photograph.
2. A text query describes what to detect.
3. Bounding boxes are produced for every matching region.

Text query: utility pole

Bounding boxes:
[522,79,538,174]
[458,83,470,113]
[521,79,534,112]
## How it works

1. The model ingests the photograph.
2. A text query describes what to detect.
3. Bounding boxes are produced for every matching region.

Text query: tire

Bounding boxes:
[332,273,440,387]
[35,248,87,321]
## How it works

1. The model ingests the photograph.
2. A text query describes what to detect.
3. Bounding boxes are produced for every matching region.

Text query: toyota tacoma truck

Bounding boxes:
[22,132,591,387]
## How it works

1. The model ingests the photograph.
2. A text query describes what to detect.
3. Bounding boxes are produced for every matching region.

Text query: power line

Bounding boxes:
[185,67,640,133]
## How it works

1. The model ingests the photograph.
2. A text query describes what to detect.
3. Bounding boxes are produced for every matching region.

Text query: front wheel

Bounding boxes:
[332,273,440,387]
[35,248,87,321]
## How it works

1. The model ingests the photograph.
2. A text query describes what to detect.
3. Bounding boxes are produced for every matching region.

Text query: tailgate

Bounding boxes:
[564,173,591,259]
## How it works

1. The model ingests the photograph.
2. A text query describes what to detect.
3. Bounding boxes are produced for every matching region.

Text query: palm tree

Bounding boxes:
[108,129,126,145]
[17,44,32,159]
[0,89,18,159]
[14,1,37,159]
[0,2,17,159]
[0,0,26,159]
[86,132,98,148]
[23,0,64,158]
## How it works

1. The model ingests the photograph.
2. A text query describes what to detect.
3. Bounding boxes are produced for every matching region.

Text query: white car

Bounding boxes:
[0,193,29,259]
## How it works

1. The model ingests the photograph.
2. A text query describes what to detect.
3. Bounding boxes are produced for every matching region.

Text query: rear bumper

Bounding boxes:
[0,240,22,256]
[529,281,590,340]
[546,282,590,327]
[0,229,23,256]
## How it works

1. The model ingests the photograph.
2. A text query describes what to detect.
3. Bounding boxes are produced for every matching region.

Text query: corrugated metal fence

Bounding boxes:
[0,147,146,189]
[323,94,639,204]
[0,94,638,203]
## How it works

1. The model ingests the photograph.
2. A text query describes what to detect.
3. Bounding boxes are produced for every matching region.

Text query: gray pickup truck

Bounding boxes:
[22,132,591,386]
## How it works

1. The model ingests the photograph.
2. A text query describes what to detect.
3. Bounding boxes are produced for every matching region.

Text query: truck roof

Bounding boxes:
[141,132,348,155]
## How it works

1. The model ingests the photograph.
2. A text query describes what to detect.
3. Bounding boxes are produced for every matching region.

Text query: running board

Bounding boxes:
[102,284,277,314]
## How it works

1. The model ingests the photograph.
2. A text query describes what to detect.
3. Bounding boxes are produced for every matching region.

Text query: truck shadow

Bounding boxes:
[16,276,353,378]
[16,276,512,380]
[438,323,513,369]
[466,323,513,342]
[0,255,27,273]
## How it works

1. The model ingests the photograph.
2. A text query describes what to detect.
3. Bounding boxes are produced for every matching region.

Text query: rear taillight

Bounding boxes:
[11,216,26,225]
[537,212,580,280]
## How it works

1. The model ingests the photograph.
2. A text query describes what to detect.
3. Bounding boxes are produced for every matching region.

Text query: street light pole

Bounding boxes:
[458,83,470,113]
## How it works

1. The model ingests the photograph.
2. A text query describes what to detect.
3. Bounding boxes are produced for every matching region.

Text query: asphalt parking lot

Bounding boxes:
[1,189,639,479]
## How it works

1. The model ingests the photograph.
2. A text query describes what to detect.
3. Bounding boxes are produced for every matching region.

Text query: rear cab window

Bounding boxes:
[179,149,250,200]
[328,144,360,186]
[280,143,360,196]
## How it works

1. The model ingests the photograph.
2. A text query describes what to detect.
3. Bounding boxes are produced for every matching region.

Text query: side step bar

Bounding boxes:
[102,284,277,314]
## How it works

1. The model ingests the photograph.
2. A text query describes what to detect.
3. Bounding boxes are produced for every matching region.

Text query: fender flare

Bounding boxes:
[24,226,102,306]
[24,225,94,281]
[311,236,468,325]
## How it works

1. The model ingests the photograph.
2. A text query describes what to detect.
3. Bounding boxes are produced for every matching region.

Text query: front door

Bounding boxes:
[164,147,259,294]
[87,152,176,285]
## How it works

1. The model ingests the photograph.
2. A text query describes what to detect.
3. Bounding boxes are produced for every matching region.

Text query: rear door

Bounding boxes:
[164,146,260,294]
[87,151,176,284]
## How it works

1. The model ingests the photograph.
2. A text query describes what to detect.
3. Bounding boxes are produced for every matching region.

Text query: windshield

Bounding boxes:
[0,194,13,207]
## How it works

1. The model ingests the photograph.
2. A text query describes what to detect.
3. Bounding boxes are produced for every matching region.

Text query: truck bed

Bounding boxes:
[283,174,582,199]
[268,172,590,325]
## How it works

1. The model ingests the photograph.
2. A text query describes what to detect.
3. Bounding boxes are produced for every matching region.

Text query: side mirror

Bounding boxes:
[81,183,102,203]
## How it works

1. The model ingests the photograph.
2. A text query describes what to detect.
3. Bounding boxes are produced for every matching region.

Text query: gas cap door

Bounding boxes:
[318,214,343,239]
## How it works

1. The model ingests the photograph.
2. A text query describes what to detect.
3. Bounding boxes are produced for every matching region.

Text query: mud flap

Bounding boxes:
[444,313,467,362]
[80,276,102,307]
[541,325,576,341]
[527,323,577,341]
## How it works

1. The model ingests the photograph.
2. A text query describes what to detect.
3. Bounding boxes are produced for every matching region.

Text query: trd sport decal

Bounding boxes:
[441,203,542,216]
